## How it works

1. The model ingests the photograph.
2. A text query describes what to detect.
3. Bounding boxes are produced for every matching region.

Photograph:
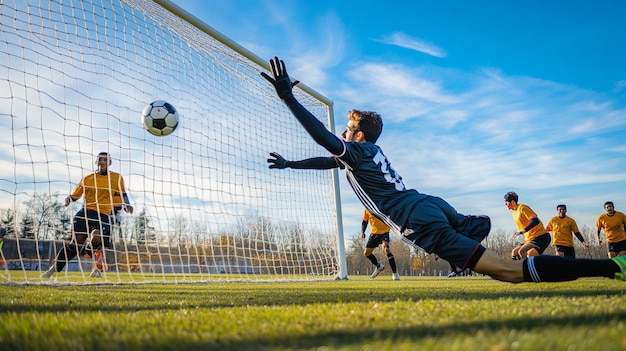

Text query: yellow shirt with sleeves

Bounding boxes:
[546,215,580,247]
[70,171,127,215]
[596,211,626,243]
[513,204,547,242]
[363,209,389,235]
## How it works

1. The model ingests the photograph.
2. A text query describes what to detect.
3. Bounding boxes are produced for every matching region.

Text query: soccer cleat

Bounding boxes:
[612,255,626,281]
[90,269,102,278]
[392,273,400,281]
[447,271,458,278]
[371,263,385,279]
[94,249,107,271]
[40,266,56,279]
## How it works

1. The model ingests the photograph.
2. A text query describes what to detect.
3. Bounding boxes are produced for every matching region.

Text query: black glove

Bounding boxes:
[260,56,299,100]
[267,152,290,169]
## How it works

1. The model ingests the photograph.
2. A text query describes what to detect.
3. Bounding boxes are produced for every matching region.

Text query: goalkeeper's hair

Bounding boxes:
[349,110,383,143]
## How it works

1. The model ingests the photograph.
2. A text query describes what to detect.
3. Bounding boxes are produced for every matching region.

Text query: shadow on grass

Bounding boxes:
[74,311,626,351]
[0,279,623,313]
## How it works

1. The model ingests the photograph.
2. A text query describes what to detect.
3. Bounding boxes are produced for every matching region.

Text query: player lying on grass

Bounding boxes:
[261,56,626,283]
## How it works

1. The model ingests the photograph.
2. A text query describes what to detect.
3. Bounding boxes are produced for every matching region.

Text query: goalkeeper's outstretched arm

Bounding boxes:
[267,152,343,170]
[261,56,344,156]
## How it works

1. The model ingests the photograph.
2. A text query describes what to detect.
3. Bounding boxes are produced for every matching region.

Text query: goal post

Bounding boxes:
[0,0,347,284]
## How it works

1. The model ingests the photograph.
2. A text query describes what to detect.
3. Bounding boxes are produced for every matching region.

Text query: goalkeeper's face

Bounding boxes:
[341,120,362,142]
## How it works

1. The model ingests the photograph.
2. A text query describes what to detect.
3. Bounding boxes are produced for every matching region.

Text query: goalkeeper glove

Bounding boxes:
[260,56,299,100]
[267,152,291,169]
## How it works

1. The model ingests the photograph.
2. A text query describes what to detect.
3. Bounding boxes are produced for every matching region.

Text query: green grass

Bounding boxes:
[0,276,625,351]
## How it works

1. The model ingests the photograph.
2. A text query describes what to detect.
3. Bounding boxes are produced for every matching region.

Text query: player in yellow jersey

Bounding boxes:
[41,152,134,279]
[504,192,551,259]
[361,208,399,280]
[546,204,588,258]
[596,201,626,258]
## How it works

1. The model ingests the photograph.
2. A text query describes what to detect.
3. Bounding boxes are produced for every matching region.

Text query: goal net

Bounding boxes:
[0,0,346,284]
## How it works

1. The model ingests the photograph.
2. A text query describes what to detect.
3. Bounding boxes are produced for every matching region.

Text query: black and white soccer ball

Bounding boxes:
[141,100,179,136]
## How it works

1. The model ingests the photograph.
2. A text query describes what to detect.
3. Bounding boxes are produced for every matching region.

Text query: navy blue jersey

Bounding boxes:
[282,95,428,234]
[337,141,429,233]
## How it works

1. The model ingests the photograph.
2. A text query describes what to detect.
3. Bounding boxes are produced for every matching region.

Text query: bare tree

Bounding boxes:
[22,192,65,240]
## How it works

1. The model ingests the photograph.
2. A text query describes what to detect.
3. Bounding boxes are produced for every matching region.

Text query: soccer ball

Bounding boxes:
[141,100,179,136]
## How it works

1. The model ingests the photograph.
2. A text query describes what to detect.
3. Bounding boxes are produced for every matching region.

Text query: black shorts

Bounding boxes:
[608,240,626,253]
[73,209,112,246]
[366,233,390,249]
[555,245,576,258]
[530,233,551,254]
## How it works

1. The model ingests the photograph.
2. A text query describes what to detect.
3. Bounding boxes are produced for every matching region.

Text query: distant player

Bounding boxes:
[361,208,400,280]
[596,201,626,258]
[546,204,588,257]
[41,152,133,279]
[262,56,626,283]
[504,192,551,260]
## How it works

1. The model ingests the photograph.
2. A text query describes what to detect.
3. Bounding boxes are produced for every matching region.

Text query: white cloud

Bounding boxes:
[377,32,446,58]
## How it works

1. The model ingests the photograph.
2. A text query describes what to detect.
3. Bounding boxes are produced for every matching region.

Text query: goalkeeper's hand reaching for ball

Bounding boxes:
[267,152,290,169]
[261,56,299,100]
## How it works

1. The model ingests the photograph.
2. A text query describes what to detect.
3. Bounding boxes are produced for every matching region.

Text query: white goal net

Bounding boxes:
[0,0,345,284]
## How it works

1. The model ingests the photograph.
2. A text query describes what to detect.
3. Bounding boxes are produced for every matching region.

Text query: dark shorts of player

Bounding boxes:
[529,233,551,254]
[401,196,491,271]
[608,240,626,253]
[73,209,112,248]
[366,233,390,249]
[555,245,576,258]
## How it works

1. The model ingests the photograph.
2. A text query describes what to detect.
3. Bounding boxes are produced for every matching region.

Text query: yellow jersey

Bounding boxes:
[512,204,547,242]
[363,209,389,235]
[70,171,127,215]
[546,215,580,247]
[596,211,626,243]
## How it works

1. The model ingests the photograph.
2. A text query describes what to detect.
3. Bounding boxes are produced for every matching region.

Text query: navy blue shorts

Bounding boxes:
[402,196,491,270]
[530,233,551,254]
[366,233,390,249]
[608,240,626,253]
[555,245,576,257]
[73,209,112,246]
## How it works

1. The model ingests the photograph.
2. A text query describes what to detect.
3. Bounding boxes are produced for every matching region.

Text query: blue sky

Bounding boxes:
[172,0,626,237]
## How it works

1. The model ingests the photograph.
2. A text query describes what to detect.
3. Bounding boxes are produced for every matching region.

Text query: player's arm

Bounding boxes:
[267,152,342,170]
[65,181,84,206]
[121,193,134,214]
[514,216,540,236]
[261,57,344,156]
[573,232,588,247]
[361,219,369,239]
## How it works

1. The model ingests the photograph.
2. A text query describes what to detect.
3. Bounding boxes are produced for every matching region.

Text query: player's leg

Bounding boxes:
[404,209,624,283]
[474,247,622,283]
[366,235,385,278]
[511,245,523,260]
[91,213,112,274]
[519,242,540,258]
[363,245,378,267]
[429,196,491,242]
[381,235,398,275]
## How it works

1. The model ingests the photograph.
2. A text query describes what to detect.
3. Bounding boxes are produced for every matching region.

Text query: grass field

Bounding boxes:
[0,274,625,351]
